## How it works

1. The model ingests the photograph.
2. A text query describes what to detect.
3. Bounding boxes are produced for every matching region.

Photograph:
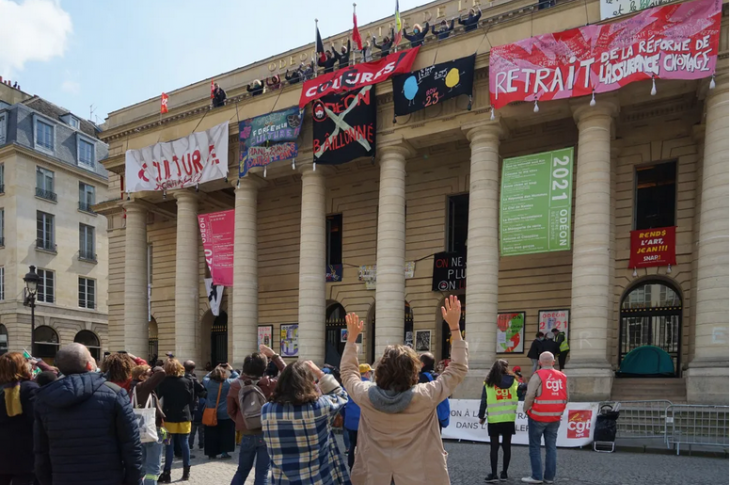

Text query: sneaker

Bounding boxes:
[500,471,509,481]
[220,452,232,459]
[544,480,554,484]
[521,478,543,484]
[485,473,499,483]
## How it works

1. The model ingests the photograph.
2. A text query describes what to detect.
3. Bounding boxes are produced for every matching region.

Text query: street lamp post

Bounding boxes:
[23,265,40,356]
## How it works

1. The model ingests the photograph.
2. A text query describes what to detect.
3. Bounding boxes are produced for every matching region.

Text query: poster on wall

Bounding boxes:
[500,148,574,256]
[258,325,273,348]
[415,330,432,352]
[539,309,570,339]
[357,263,416,290]
[280,324,299,357]
[340,329,363,344]
[442,400,599,447]
[489,0,721,110]
[125,121,229,192]
[238,107,304,177]
[312,86,376,166]
[497,312,525,354]
[198,209,235,287]
[392,54,476,117]
[628,226,677,268]
[431,252,467,291]
[326,264,343,282]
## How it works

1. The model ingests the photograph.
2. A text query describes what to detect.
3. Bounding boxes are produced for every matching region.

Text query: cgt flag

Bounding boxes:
[392,54,475,117]
[160,93,169,114]
[312,85,376,165]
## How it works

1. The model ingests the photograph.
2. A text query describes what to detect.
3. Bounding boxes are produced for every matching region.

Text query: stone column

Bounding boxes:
[297,163,327,363]
[462,120,504,372]
[231,176,262,362]
[375,140,415,357]
[566,99,618,401]
[687,73,729,404]
[173,190,199,360]
[123,200,148,358]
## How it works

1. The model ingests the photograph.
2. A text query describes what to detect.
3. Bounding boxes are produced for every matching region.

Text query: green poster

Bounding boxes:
[500,147,574,256]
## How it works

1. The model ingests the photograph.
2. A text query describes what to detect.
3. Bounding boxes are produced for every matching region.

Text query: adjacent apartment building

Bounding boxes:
[0,82,109,362]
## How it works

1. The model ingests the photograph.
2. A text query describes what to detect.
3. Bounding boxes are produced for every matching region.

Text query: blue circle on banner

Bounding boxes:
[403,76,418,101]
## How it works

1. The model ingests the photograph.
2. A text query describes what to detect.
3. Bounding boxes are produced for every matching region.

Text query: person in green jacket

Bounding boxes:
[478,359,518,483]
[551,328,569,370]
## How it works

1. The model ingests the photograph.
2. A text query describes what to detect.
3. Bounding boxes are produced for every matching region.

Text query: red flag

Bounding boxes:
[160,93,169,114]
[210,80,215,99]
[316,23,327,63]
[352,6,363,51]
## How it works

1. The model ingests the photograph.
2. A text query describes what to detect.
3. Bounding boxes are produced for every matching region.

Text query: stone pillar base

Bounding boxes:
[564,367,613,402]
[452,369,489,399]
[686,365,729,404]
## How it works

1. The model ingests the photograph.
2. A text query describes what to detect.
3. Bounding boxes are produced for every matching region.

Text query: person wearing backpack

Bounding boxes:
[418,353,451,431]
[228,345,286,485]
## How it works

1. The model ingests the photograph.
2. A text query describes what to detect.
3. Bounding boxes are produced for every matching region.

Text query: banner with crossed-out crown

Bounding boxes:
[312,86,376,165]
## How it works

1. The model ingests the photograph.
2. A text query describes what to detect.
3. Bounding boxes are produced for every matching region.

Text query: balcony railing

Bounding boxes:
[36,238,56,252]
[36,187,57,202]
[79,249,97,262]
[79,201,96,213]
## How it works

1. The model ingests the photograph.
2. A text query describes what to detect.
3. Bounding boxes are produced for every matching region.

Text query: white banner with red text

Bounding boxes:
[125,121,229,192]
[442,400,598,447]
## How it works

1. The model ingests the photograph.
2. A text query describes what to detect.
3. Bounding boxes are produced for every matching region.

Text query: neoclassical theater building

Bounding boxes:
[96,0,729,403]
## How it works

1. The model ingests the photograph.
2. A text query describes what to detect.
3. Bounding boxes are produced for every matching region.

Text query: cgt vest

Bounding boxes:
[526,368,568,422]
[485,380,519,424]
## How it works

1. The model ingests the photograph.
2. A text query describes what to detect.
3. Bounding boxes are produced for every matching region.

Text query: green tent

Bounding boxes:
[619,345,675,376]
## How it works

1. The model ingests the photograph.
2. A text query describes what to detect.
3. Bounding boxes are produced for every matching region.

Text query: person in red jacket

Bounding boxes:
[522,352,568,484]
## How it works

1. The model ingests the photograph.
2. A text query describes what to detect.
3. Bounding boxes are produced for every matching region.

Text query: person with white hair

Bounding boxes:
[521,351,568,484]
[34,343,143,485]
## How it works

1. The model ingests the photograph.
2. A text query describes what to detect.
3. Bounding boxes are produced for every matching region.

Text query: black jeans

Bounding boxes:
[489,433,512,475]
[0,474,35,485]
[347,429,358,471]
[558,352,568,370]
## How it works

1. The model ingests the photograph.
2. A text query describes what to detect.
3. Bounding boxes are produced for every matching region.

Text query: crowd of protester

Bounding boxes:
[0,295,570,484]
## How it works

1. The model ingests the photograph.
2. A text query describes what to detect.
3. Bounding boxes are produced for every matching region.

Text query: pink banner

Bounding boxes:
[489,0,721,110]
[198,210,235,287]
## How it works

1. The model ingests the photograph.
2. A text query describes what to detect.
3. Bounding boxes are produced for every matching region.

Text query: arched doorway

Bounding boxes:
[211,311,228,366]
[148,318,159,364]
[0,324,7,355]
[35,326,60,361]
[74,330,101,362]
[325,303,346,367]
[440,295,465,360]
[619,280,682,376]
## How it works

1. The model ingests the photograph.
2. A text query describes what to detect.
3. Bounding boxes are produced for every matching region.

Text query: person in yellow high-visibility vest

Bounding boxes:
[478,359,519,483]
[551,328,569,371]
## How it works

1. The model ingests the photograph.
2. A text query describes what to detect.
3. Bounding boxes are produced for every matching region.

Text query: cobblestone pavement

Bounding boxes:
[169,438,728,484]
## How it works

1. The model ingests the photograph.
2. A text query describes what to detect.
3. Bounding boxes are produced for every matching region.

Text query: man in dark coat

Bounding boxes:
[527,332,545,375]
[212,82,227,108]
[34,343,143,485]
[183,360,207,454]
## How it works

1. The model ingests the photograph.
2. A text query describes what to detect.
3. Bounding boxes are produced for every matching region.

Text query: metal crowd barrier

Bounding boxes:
[613,400,674,441]
[665,404,730,455]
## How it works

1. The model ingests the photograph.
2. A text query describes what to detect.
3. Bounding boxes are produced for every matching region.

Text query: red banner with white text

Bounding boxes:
[629,226,676,269]
[198,210,235,287]
[489,0,721,110]
[299,47,420,107]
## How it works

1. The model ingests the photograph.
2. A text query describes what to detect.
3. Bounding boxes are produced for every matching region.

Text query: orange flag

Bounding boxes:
[160,93,169,114]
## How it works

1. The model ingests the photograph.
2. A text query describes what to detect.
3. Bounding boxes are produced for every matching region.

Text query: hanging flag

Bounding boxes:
[352,4,363,51]
[160,93,169,114]
[392,54,476,116]
[393,0,403,46]
[210,80,215,99]
[316,22,327,63]
[205,279,224,316]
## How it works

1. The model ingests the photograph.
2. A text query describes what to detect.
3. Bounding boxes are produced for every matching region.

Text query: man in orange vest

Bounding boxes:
[521,351,568,484]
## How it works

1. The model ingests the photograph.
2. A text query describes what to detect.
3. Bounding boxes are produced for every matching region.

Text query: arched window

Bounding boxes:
[74,330,101,362]
[325,303,346,367]
[619,281,682,375]
[35,326,59,359]
[0,324,7,355]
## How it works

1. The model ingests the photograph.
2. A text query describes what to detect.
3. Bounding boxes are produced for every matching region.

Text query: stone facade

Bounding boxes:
[97,0,728,403]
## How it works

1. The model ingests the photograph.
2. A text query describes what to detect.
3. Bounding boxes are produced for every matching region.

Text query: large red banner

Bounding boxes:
[198,210,235,287]
[299,47,420,107]
[489,0,721,110]
[629,226,676,269]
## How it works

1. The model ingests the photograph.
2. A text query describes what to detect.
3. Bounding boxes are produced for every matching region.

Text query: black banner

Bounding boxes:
[312,86,376,165]
[432,251,466,292]
[392,54,476,117]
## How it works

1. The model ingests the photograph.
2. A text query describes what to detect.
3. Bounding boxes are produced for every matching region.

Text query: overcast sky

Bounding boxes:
[0,0,433,124]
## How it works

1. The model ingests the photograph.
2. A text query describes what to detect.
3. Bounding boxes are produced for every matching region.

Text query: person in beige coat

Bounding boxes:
[340,295,468,485]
